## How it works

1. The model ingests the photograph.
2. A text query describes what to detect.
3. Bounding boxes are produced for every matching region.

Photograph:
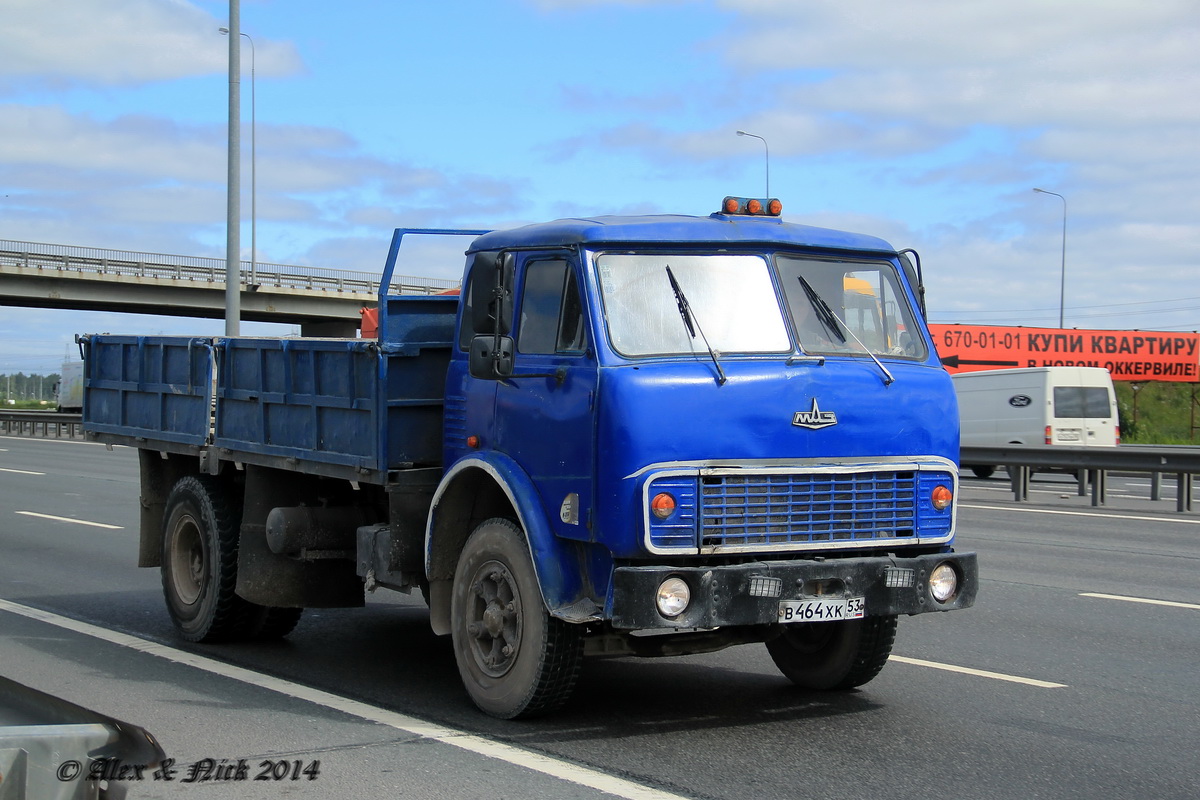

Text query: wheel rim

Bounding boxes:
[464,559,522,678]
[168,513,206,606]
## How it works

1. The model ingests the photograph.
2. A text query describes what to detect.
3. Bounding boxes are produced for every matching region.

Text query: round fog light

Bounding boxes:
[656,577,691,618]
[929,563,958,602]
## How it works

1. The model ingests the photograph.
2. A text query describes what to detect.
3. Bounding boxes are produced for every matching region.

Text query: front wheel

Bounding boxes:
[766,615,898,690]
[450,518,584,719]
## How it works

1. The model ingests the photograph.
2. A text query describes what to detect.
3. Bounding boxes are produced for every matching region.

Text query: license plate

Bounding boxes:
[1057,428,1081,442]
[778,596,865,623]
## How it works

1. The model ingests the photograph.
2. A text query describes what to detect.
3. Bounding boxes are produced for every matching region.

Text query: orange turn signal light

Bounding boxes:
[651,492,677,520]
[931,485,953,511]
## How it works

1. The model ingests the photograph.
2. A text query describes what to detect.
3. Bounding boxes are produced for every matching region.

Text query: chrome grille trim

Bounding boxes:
[641,458,957,555]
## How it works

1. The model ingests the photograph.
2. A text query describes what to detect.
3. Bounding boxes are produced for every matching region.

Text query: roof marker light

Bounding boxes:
[719,196,782,217]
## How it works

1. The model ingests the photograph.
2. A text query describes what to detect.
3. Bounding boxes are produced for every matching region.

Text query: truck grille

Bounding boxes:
[700,471,915,547]
[646,467,954,553]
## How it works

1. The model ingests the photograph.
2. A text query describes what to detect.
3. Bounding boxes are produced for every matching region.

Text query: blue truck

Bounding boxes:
[79,197,977,718]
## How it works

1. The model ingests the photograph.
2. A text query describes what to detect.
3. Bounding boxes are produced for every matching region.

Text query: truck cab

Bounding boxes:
[422,201,975,715]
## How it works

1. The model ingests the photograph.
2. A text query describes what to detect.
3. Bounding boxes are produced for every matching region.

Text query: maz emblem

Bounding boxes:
[792,398,838,429]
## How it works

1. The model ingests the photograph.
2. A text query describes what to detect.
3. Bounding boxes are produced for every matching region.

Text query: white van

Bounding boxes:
[953,366,1119,478]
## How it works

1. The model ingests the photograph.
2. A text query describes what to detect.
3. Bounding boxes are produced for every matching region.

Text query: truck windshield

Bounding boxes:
[595,253,791,357]
[775,255,928,360]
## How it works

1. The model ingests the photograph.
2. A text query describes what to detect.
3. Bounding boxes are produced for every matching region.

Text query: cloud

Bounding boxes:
[0,100,527,271]
[0,0,303,91]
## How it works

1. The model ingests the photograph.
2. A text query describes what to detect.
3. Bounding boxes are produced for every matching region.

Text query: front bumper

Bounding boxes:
[610,551,977,630]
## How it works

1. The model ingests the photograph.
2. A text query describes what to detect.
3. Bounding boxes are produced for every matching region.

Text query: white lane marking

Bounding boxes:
[1,467,46,475]
[15,511,123,529]
[0,435,114,447]
[1080,592,1200,611]
[960,503,1200,526]
[0,599,688,800]
[890,656,1068,688]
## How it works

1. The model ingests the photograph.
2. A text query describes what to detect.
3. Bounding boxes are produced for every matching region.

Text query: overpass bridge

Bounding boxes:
[0,239,459,336]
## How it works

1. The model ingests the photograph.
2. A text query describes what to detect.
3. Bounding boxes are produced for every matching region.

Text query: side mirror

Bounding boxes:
[469,334,514,380]
[469,251,513,335]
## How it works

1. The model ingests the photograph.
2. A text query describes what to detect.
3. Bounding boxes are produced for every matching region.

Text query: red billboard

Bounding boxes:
[929,325,1200,382]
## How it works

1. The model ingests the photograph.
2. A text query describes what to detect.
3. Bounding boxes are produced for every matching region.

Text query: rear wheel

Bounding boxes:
[161,476,303,642]
[248,607,304,639]
[450,518,584,718]
[766,615,898,690]
[161,476,258,642]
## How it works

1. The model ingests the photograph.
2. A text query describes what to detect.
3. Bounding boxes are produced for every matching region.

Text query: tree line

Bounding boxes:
[1,372,61,403]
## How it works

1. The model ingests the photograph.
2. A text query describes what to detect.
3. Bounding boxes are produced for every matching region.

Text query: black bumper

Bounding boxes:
[610,551,977,630]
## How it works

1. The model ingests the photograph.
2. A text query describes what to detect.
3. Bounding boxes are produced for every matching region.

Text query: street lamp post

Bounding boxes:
[222,3,240,336]
[1033,187,1067,328]
[736,130,769,198]
[221,26,256,288]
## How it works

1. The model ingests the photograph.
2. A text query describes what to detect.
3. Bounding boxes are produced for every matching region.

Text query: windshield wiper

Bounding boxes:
[796,275,894,386]
[796,274,846,344]
[666,265,727,386]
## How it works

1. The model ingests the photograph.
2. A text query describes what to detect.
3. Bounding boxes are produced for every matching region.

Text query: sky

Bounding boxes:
[2,0,1199,375]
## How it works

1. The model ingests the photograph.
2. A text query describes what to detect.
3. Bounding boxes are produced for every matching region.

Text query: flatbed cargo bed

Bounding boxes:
[80,296,457,484]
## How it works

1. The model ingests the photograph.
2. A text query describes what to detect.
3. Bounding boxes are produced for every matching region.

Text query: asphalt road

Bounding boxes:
[2,434,1198,799]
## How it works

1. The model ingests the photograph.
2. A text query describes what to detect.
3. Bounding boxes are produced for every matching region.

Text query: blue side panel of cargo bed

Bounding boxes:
[81,335,213,446]
[213,296,457,475]
[216,337,381,471]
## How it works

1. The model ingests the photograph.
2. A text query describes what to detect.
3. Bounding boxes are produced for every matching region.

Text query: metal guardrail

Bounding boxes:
[961,445,1198,512]
[0,411,84,438]
[0,239,459,297]
[1,675,165,800]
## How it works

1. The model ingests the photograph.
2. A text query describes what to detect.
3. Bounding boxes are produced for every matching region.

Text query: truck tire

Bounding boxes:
[248,607,304,640]
[450,518,584,719]
[970,465,996,479]
[766,615,898,690]
[161,475,260,642]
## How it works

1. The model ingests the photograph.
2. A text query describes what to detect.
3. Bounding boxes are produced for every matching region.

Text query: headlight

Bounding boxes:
[929,562,959,602]
[656,577,691,617]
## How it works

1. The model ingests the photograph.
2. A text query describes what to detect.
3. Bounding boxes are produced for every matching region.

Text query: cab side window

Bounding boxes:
[518,259,586,355]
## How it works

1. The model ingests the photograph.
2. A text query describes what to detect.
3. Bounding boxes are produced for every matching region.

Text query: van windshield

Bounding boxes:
[775,256,927,359]
[595,253,791,357]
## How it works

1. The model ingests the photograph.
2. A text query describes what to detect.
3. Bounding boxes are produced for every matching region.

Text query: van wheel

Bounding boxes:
[161,476,259,642]
[767,615,897,690]
[450,518,584,718]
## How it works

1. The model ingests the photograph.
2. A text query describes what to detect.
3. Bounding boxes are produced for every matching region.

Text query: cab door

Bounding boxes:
[492,253,598,542]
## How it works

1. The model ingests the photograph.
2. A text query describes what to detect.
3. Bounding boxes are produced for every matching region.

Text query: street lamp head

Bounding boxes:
[737,130,747,136]
[219,26,229,34]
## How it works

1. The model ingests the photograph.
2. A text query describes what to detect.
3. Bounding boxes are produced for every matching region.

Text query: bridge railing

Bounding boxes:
[0,239,459,297]
[961,444,1199,512]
